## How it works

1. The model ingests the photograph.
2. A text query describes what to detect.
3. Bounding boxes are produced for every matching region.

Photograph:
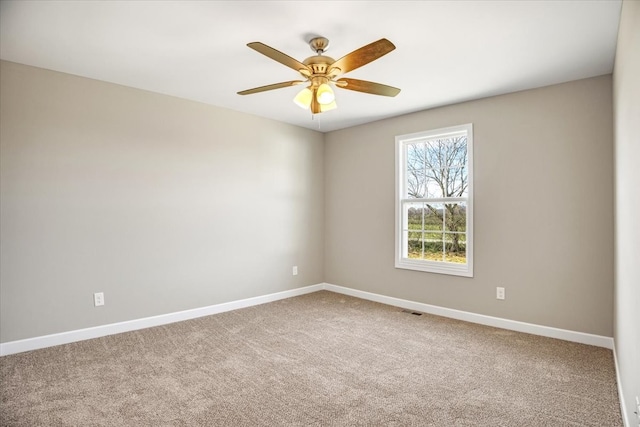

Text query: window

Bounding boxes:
[395,124,473,277]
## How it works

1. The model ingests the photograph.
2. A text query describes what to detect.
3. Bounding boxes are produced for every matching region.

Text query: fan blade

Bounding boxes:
[329,39,396,75]
[336,78,401,97]
[247,42,310,74]
[237,80,304,95]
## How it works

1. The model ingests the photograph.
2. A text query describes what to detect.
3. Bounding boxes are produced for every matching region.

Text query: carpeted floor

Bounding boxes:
[0,291,622,426]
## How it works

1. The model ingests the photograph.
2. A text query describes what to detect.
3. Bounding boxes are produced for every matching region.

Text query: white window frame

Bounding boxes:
[395,123,473,277]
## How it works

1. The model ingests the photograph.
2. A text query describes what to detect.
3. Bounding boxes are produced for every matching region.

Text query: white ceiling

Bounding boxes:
[0,0,622,133]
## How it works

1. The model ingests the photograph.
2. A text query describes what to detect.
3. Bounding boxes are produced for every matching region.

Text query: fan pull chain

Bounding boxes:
[311,113,322,130]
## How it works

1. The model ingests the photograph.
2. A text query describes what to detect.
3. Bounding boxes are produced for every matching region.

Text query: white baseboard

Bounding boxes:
[0,284,324,356]
[613,345,632,427]
[1,282,614,357]
[322,283,614,349]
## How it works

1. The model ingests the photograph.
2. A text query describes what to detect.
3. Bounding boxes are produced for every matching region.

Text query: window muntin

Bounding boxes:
[395,124,473,277]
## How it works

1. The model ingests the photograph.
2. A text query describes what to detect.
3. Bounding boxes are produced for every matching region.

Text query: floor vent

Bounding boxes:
[401,309,423,316]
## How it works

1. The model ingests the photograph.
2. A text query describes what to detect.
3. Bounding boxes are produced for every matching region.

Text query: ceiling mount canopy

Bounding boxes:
[237,37,401,114]
[309,36,329,55]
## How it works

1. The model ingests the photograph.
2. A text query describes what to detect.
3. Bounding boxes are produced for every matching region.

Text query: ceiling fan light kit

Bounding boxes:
[238,36,400,115]
[293,87,313,109]
[315,82,335,105]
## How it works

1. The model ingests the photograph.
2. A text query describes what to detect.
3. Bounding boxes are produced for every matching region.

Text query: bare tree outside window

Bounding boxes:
[405,136,468,263]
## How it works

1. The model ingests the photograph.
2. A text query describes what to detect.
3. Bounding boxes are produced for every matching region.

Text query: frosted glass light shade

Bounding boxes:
[316,83,335,105]
[320,100,337,112]
[293,87,313,109]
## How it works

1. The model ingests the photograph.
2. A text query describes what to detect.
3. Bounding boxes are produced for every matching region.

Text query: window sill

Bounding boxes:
[395,258,473,277]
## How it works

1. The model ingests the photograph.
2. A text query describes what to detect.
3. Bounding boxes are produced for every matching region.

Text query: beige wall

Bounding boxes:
[0,59,619,351]
[325,75,614,337]
[0,61,325,342]
[613,0,640,423]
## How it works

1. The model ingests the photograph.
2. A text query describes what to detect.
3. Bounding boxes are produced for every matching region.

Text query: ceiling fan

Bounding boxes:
[237,37,401,114]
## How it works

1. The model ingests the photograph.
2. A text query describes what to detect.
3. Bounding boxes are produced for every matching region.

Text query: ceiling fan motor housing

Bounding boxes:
[303,56,336,76]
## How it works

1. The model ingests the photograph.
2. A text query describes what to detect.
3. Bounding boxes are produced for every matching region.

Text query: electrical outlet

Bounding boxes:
[94,292,104,307]
[496,287,505,300]
[292,266,298,276]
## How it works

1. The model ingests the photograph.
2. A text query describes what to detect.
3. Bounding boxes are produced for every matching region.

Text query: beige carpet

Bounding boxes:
[0,291,622,426]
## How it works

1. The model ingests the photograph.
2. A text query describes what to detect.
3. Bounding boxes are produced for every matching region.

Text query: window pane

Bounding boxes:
[406,143,426,198]
[444,202,467,233]
[405,202,444,231]
[445,232,466,264]
[407,231,423,259]
[445,136,468,197]
[406,142,424,167]
[424,232,444,262]
[424,203,444,231]
[445,135,468,168]
[444,167,468,198]
[425,176,443,198]
[407,170,425,198]
[407,204,424,230]
[424,139,447,172]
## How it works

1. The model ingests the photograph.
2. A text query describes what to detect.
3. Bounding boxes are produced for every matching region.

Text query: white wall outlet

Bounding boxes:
[292,266,298,276]
[94,292,104,307]
[496,287,505,300]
